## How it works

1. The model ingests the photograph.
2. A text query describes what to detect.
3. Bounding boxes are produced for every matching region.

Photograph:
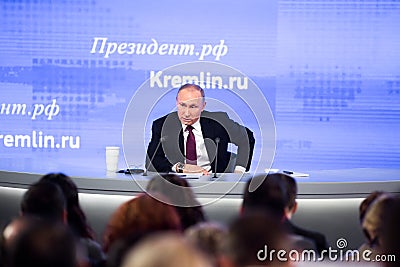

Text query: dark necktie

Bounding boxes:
[185,125,197,165]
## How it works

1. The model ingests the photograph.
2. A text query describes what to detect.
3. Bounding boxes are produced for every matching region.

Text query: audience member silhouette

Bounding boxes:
[121,233,212,267]
[7,219,76,267]
[146,174,206,229]
[185,222,228,267]
[20,180,66,222]
[361,193,397,257]
[242,174,287,218]
[242,173,316,252]
[105,231,155,267]
[102,193,181,253]
[40,173,105,267]
[1,216,41,267]
[358,190,390,255]
[358,191,386,224]
[281,174,329,255]
[379,196,400,267]
[220,212,290,267]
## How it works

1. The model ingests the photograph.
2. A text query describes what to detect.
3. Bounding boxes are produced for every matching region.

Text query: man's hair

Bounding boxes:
[242,173,288,219]
[223,212,287,266]
[177,83,205,99]
[281,174,298,210]
[20,181,66,222]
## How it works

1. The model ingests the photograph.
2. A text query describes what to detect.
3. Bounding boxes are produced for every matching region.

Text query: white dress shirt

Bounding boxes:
[181,120,212,171]
[171,120,246,173]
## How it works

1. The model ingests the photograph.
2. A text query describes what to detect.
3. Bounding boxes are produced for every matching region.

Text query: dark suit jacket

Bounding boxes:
[283,219,329,255]
[146,111,255,173]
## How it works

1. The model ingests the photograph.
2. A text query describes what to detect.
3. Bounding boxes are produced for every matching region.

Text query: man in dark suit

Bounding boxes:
[146,83,255,174]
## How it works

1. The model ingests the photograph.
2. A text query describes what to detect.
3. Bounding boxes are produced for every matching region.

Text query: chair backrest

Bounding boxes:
[245,127,255,171]
[225,127,255,173]
[225,152,237,173]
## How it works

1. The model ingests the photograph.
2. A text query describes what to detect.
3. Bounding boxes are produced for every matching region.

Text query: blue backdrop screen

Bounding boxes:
[1,0,399,176]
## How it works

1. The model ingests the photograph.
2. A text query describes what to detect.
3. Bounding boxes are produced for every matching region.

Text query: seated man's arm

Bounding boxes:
[218,112,255,171]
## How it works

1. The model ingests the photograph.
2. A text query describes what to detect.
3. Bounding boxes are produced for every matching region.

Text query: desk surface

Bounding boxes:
[1,167,399,198]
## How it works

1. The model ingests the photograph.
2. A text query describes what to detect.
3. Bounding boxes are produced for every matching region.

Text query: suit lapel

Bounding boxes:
[179,127,184,157]
[163,112,185,163]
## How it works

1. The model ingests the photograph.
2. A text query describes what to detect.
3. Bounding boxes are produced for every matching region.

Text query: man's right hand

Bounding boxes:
[183,164,209,175]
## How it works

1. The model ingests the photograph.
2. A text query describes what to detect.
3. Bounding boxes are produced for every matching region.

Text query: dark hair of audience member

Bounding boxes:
[379,196,400,267]
[222,212,289,267]
[102,193,181,253]
[242,173,288,219]
[8,219,76,267]
[281,174,297,211]
[40,172,96,239]
[146,174,206,229]
[1,216,41,267]
[358,191,386,224]
[40,173,105,267]
[106,231,155,267]
[20,180,66,222]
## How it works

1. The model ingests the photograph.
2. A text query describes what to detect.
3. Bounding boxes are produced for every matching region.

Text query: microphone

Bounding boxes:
[213,137,220,178]
[143,136,167,176]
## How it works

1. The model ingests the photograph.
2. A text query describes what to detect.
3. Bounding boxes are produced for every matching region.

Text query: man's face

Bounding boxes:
[176,88,206,125]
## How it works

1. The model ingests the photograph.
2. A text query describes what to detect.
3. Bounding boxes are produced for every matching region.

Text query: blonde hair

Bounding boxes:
[121,233,212,267]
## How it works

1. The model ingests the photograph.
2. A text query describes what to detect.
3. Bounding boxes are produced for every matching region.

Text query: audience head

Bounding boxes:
[185,222,228,266]
[121,233,212,267]
[242,173,288,219]
[7,219,76,267]
[362,194,397,249]
[379,196,400,267]
[40,172,95,239]
[102,193,181,252]
[1,216,40,267]
[146,174,206,229]
[2,216,35,249]
[359,191,386,224]
[222,212,289,267]
[281,174,298,217]
[20,180,66,222]
[106,230,154,267]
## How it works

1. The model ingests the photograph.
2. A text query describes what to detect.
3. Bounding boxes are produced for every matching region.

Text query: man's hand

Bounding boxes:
[234,166,246,174]
[184,164,209,175]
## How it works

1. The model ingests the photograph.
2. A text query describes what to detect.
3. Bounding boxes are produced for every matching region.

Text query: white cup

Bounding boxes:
[106,146,120,172]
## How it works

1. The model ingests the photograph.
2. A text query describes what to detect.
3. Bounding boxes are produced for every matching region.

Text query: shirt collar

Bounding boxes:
[182,119,201,132]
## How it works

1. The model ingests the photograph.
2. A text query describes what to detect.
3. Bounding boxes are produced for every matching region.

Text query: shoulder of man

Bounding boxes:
[200,110,229,121]
[154,112,179,125]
